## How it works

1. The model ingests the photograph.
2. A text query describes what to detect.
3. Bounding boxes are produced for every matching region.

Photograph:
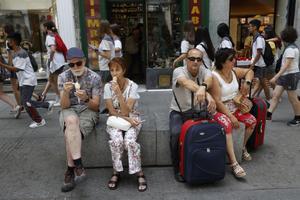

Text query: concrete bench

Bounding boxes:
[82,115,245,168]
[81,91,246,167]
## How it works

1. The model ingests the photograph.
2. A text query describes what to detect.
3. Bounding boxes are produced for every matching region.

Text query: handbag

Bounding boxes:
[106,116,132,131]
[233,93,253,114]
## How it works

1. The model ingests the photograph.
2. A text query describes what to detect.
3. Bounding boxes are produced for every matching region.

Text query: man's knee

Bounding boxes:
[64,115,80,127]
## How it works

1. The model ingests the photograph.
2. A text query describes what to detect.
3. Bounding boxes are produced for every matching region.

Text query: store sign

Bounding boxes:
[189,0,202,29]
[85,0,101,69]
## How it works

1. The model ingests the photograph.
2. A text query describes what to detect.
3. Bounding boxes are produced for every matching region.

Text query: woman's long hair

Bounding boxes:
[43,21,58,33]
[195,26,215,61]
[217,23,235,48]
[182,20,195,45]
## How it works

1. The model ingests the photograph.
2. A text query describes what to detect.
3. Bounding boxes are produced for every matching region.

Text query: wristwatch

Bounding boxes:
[245,80,251,86]
[201,82,208,91]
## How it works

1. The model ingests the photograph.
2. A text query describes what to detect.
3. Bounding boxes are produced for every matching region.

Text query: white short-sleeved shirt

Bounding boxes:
[104,79,140,114]
[281,46,300,75]
[170,65,212,112]
[114,38,123,57]
[196,42,213,70]
[12,49,37,86]
[251,35,266,67]
[219,37,233,49]
[181,39,194,66]
[45,34,66,73]
[98,34,115,71]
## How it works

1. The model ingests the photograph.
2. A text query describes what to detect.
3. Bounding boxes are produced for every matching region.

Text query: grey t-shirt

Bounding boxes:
[58,68,102,110]
[170,65,212,112]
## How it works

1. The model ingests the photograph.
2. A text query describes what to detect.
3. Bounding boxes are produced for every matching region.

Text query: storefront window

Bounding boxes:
[0,1,54,76]
[229,0,276,56]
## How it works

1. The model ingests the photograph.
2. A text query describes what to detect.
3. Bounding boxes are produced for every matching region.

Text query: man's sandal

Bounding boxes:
[107,173,120,190]
[231,162,246,178]
[137,174,147,192]
[242,149,252,161]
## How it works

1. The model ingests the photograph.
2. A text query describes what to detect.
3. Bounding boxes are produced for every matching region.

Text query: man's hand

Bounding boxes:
[75,89,89,101]
[195,86,206,103]
[206,93,216,113]
[229,114,240,129]
[63,82,74,93]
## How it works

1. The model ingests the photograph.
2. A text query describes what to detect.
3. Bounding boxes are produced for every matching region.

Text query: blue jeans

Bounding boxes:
[20,85,49,122]
[169,110,184,172]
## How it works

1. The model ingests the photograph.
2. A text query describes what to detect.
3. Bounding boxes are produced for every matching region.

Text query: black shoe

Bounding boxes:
[174,172,185,182]
[287,119,300,127]
[61,170,75,192]
[266,111,272,120]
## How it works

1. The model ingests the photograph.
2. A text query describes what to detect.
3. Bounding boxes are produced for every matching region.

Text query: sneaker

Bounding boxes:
[74,166,87,183]
[53,101,61,107]
[287,119,300,127]
[61,170,75,192]
[29,119,46,128]
[47,101,55,113]
[14,105,22,119]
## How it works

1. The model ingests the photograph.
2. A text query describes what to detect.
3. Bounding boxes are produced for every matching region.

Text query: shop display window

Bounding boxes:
[0,10,51,77]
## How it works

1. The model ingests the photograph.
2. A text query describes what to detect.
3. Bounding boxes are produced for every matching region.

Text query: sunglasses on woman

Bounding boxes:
[187,57,203,62]
[68,61,83,68]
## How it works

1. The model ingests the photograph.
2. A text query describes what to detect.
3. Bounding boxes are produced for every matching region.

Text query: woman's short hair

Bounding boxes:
[280,26,298,43]
[214,48,236,70]
[108,57,127,73]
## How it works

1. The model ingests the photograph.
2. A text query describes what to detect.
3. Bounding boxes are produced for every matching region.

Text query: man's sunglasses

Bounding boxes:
[68,61,83,68]
[187,57,202,62]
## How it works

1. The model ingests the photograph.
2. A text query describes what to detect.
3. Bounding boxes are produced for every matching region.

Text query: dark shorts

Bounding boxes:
[276,72,300,90]
[10,71,17,79]
[254,66,274,79]
[50,66,64,75]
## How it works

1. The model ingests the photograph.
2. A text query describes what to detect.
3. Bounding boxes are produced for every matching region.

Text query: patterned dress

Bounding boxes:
[104,79,142,174]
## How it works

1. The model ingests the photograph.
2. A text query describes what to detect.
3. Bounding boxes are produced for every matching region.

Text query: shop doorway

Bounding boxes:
[106,0,182,86]
[229,0,277,57]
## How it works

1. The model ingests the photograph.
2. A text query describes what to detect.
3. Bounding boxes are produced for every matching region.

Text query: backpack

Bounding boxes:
[54,33,67,60]
[254,35,274,66]
[27,51,38,72]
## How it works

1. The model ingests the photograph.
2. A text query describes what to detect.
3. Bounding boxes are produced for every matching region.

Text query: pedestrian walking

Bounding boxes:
[267,27,300,126]
[0,32,54,128]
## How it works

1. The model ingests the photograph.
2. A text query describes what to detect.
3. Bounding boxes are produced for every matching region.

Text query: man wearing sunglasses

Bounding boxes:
[57,47,101,192]
[169,48,216,182]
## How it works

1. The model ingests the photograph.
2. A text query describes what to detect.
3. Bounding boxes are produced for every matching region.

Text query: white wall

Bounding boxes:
[209,0,230,49]
[56,0,76,49]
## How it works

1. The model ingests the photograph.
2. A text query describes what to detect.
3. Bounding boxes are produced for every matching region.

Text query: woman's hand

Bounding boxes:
[127,118,141,127]
[229,114,240,129]
[240,82,250,96]
[111,78,122,96]
[269,77,277,86]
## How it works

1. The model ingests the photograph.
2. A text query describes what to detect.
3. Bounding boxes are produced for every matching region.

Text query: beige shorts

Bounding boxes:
[59,107,99,138]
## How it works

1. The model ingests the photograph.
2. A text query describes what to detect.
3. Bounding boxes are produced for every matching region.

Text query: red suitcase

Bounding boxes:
[247,97,267,150]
